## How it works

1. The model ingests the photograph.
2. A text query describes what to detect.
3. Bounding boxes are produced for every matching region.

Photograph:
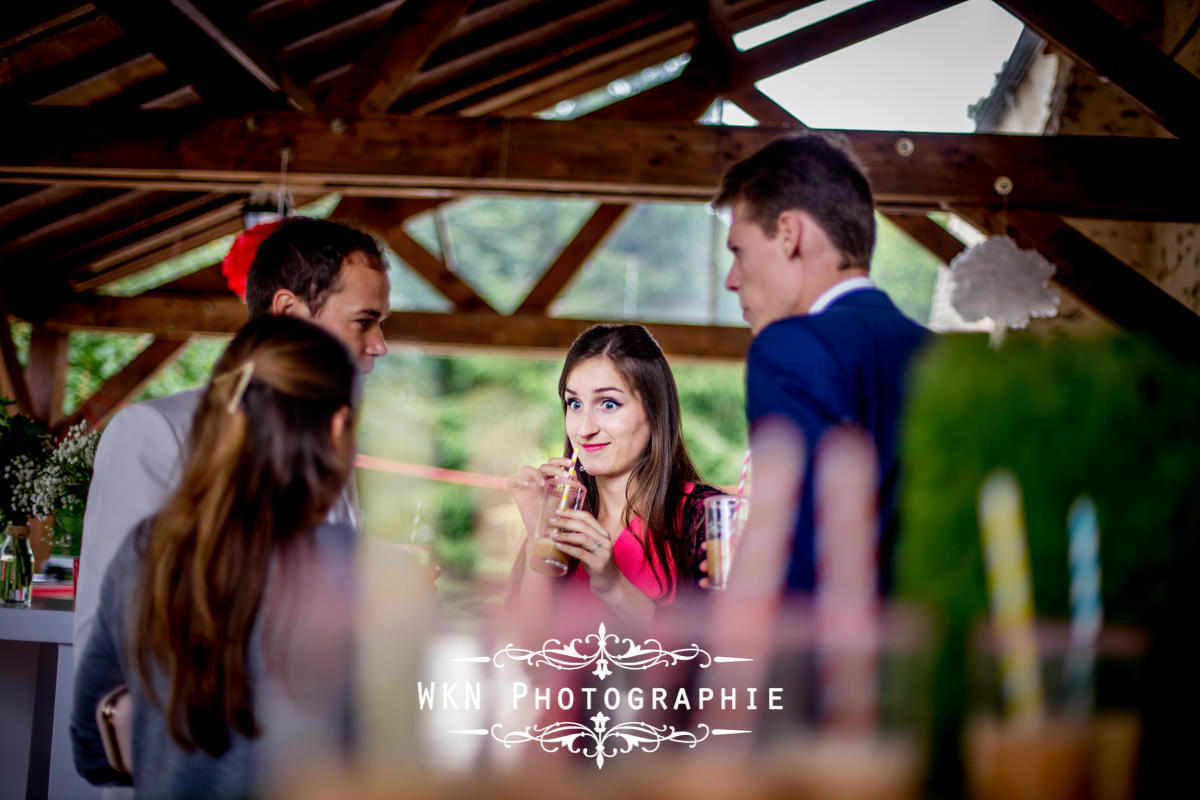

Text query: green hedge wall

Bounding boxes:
[895,333,1200,797]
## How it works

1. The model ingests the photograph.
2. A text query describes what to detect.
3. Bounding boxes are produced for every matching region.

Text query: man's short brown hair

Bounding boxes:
[713,132,876,270]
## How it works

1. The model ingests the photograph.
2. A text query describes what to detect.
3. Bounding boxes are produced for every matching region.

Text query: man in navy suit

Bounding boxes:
[713,133,930,594]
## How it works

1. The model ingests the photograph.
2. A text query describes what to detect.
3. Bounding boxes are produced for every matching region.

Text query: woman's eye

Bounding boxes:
[566,398,582,411]
[601,399,620,411]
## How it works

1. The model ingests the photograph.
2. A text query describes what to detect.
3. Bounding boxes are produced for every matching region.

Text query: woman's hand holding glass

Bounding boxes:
[507,457,576,537]
[547,507,620,592]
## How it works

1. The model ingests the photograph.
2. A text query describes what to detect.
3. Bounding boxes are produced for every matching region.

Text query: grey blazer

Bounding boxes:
[73,389,361,664]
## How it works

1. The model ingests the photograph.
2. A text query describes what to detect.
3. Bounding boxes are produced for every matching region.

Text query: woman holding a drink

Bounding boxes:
[507,324,721,627]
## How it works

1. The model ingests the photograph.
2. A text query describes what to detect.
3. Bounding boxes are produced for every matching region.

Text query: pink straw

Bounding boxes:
[734,446,751,508]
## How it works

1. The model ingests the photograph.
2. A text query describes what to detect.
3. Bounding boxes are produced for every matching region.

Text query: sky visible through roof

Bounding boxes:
[735,0,1026,132]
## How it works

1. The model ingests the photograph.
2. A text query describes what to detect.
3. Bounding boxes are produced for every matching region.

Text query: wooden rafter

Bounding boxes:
[995,0,1200,140]
[384,229,494,314]
[59,336,194,431]
[735,0,965,93]
[4,114,1198,222]
[0,293,34,415]
[517,204,631,314]
[69,199,248,291]
[403,2,678,115]
[464,27,686,117]
[0,189,153,259]
[24,327,69,426]
[727,85,802,125]
[93,0,313,111]
[395,0,674,108]
[0,186,90,228]
[333,197,496,313]
[47,293,243,336]
[324,0,474,113]
[47,193,235,269]
[43,296,751,360]
[883,213,965,265]
[395,0,810,117]
[952,206,1200,356]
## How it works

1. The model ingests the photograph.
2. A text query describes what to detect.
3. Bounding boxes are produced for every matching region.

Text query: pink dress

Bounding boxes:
[557,482,710,629]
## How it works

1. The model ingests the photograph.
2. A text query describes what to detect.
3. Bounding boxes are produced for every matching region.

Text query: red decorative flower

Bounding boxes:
[221,220,283,300]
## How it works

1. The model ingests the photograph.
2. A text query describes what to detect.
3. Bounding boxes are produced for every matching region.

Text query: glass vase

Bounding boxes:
[1,523,34,608]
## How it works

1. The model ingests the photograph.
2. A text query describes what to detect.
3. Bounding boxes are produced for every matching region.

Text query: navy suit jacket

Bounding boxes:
[745,287,931,594]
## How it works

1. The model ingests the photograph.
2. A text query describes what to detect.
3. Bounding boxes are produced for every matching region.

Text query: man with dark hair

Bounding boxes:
[75,217,391,662]
[246,217,390,373]
[714,133,930,594]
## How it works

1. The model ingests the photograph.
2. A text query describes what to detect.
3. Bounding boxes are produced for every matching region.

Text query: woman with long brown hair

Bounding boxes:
[508,323,720,626]
[71,314,361,798]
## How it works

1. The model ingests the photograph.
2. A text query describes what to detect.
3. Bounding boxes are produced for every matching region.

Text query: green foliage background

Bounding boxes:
[895,333,1200,797]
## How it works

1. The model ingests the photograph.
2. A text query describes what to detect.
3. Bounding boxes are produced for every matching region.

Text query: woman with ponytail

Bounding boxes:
[71,315,361,799]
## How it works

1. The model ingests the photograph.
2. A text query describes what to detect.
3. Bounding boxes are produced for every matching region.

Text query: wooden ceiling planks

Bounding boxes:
[322,0,474,113]
[1,0,1198,369]
[92,0,311,110]
[3,113,1195,223]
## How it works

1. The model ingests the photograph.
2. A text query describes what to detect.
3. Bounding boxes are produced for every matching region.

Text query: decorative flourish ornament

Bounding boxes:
[489,715,713,769]
[486,622,721,680]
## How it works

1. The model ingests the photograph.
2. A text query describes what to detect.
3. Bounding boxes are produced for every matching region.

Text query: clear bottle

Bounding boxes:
[1,524,34,608]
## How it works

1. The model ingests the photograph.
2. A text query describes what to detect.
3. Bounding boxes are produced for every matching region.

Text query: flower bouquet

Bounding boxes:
[17,420,100,558]
[1,397,51,606]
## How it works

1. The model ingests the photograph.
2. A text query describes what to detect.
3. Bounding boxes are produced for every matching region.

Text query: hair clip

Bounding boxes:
[226,361,255,415]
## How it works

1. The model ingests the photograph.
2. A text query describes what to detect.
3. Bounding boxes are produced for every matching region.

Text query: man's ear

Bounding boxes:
[270,288,312,319]
[775,210,804,259]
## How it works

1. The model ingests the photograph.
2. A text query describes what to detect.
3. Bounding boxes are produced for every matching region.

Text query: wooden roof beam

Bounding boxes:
[517,204,630,314]
[0,189,152,259]
[0,293,35,416]
[44,297,751,360]
[734,0,965,93]
[584,0,965,122]
[884,212,965,265]
[324,0,473,113]
[995,0,1200,140]
[68,198,249,291]
[59,335,193,432]
[93,0,314,110]
[333,197,496,313]
[48,193,234,269]
[24,326,69,426]
[952,206,1200,359]
[404,0,808,117]
[3,114,1199,222]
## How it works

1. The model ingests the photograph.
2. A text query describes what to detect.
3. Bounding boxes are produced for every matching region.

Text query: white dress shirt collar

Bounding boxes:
[808,276,876,315]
